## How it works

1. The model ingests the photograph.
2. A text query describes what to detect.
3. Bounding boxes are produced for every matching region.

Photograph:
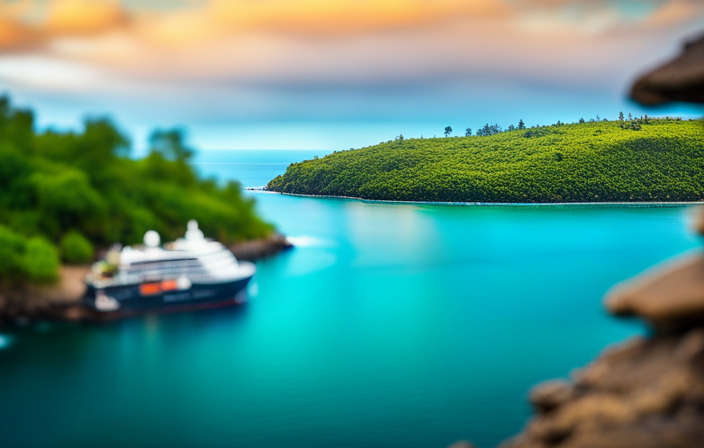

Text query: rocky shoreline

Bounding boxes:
[0,233,292,325]
[453,210,704,448]
[229,233,293,261]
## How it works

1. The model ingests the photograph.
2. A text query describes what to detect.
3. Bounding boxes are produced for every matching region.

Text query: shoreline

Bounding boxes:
[249,189,704,208]
[0,233,293,325]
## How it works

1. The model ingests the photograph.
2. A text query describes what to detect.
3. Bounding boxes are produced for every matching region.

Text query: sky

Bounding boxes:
[1,0,703,152]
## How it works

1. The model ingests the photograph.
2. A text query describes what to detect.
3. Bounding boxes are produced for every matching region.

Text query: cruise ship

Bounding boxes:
[83,220,256,314]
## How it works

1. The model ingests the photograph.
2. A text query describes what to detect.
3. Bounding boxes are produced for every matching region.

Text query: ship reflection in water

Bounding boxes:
[83,220,256,316]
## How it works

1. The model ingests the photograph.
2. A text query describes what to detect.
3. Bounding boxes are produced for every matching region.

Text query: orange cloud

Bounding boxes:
[46,0,129,35]
[2,0,702,53]
[643,0,704,28]
[2,0,704,95]
[0,0,37,49]
[0,0,513,51]
[208,0,510,37]
[0,18,34,49]
[0,0,129,50]
[123,0,512,50]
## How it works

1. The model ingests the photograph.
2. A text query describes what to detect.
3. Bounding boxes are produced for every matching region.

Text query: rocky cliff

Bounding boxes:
[451,214,704,448]
[499,235,704,448]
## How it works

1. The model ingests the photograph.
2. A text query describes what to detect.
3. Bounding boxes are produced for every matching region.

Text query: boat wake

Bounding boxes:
[286,235,333,248]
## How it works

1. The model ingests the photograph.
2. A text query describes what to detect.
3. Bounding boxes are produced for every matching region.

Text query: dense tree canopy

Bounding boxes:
[268,118,704,203]
[0,96,273,284]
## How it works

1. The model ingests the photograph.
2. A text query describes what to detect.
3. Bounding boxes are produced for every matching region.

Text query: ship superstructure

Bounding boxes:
[84,221,255,313]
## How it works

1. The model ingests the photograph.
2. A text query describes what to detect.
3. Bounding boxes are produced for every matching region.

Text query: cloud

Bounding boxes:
[0,0,38,49]
[46,0,129,35]
[642,0,704,28]
[207,0,510,37]
[0,0,129,50]
[1,0,703,128]
[6,0,699,53]
[0,17,34,49]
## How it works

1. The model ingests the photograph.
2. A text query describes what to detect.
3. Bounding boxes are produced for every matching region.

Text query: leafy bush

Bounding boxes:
[0,226,59,284]
[22,237,59,283]
[60,231,94,264]
[0,225,27,281]
[268,119,704,203]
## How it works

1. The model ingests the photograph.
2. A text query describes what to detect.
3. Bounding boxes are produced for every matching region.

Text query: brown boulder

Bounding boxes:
[605,252,704,333]
[694,207,704,236]
[500,330,704,448]
[630,33,704,105]
[230,233,293,261]
[529,380,575,415]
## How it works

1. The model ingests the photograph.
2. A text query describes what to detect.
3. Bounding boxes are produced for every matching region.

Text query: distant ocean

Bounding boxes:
[193,150,333,188]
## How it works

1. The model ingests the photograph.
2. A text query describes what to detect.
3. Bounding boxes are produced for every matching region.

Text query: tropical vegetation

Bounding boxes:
[0,96,273,285]
[267,117,704,203]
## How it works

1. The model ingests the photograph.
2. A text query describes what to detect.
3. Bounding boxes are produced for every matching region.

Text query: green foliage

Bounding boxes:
[149,128,194,162]
[23,237,60,283]
[476,124,502,136]
[267,119,704,203]
[0,96,274,284]
[0,226,59,284]
[60,231,94,264]
[0,226,28,281]
[524,127,560,138]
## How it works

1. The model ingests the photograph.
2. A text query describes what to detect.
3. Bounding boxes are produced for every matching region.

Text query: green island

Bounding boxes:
[0,97,273,285]
[267,117,704,203]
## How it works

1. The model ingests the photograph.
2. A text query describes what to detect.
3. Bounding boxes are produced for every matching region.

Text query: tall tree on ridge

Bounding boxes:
[465,127,472,136]
[518,119,525,130]
[444,126,452,137]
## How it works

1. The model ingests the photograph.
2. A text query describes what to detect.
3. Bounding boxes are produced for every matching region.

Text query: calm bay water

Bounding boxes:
[0,150,700,448]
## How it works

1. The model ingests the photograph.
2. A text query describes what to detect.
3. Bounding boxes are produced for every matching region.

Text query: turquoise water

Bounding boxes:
[0,151,701,448]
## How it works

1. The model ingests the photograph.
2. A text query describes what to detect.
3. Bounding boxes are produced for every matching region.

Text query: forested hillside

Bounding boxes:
[0,97,273,284]
[267,118,704,203]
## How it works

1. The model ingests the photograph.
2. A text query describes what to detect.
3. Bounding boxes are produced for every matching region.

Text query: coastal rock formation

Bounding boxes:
[484,214,704,448]
[456,212,704,448]
[606,253,704,333]
[229,233,293,261]
[630,33,704,105]
[500,329,704,448]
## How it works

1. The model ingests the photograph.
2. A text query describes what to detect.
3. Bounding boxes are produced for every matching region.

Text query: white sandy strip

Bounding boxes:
[249,190,704,208]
